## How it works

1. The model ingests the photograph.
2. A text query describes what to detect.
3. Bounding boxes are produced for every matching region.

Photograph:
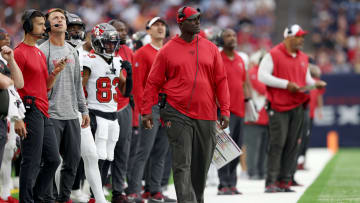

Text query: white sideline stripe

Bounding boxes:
[162,148,333,203]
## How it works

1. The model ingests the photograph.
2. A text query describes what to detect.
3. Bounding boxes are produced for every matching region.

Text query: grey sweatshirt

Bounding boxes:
[39,40,88,120]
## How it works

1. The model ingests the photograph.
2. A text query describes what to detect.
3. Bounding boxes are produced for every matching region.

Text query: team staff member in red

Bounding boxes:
[217,28,250,195]
[258,24,326,193]
[244,51,269,180]
[141,7,230,203]
[107,19,135,203]
[14,9,63,203]
[126,17,175,203]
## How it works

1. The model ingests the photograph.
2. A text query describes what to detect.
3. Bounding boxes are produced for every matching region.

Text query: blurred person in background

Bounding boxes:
[105,18,136,203]
[126,16,175,203]
[0,27,23,203]
[65,13,107,203]
[216,28,251,196]
[243,50,269,181]
[296,58,325,170]
[258,24,326,193]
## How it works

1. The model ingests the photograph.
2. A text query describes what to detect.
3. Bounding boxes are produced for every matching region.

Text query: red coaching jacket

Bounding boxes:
[133,44,159,111]
[141,35,230,120]
[267,43,309,112]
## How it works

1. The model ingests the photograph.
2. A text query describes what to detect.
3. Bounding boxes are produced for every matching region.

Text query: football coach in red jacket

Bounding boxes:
[141,6,230,203]
[258,24,326,193]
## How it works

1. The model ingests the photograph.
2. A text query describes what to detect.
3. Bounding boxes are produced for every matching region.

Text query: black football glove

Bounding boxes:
[121,60,132,75]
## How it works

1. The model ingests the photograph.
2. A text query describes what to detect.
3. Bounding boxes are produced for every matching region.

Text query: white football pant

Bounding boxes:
[0,121,17,200]
[94,116,120,161]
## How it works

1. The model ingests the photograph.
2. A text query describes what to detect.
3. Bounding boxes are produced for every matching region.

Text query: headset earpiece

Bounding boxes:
[45,8,69,33]
[178,6,187,19]
[23,9,37,33]
[217,29,225,47]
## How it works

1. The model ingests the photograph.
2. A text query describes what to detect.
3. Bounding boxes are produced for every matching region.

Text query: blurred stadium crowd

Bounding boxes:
[1,0,359,74]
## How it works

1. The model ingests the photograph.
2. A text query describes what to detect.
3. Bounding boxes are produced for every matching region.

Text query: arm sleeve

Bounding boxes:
[133,51,146,110]
[141,51,166,115]
[74,53,88,115]
[306,68,316,86]
[258,53,289,89]
[214,49,230,117]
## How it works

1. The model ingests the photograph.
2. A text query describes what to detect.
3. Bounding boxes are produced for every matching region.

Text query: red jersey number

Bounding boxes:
[96,77,119,103]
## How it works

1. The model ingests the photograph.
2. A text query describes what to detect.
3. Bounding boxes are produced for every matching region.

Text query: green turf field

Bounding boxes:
[298,148,360,203]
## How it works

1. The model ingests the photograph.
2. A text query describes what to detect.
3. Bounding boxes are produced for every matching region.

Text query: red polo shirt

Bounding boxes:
[14,42,49,117]
[221,50,246,117]
[141,35,230,120]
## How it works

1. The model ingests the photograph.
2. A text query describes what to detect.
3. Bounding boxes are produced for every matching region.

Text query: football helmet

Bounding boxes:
[66,13,85,46]
[91,23,120,59]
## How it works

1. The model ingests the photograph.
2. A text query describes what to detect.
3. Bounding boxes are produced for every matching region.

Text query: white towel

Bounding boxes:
[244,99,259,122]
[7,85,26,121]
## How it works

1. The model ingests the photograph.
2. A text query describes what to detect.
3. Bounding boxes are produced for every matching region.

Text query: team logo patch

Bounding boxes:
[301,61,306,68]
[92,25,105,36]
[165,121,172,128]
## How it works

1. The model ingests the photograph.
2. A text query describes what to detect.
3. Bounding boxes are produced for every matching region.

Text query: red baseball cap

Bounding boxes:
[283,24,308,38]
[177,6,200,24]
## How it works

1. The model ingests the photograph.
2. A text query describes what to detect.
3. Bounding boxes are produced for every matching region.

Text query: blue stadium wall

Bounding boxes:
[310,74,360,147]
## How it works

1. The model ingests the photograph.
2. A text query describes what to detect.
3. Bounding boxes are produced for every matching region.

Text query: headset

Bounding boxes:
[23,9,37,33]
[216,29,225,47]
[177,6,201,24]
[22,9,45,37]
[177,6,187,21]
[45,8,69,33]
[44,8,69,80]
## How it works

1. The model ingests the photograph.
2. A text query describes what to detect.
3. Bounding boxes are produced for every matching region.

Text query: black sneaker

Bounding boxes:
[148,192,176,203]
[217,187,233,195]
[229,187,242,195]
[264,184,282,193]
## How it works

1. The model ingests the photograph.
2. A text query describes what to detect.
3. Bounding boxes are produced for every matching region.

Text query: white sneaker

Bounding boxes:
[12,177,19,189]
[71,189,90,202]
[103,187,110,196]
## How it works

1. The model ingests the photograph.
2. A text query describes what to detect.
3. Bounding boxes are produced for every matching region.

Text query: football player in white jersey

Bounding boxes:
[65,14,107,203]
[82,23,131,189]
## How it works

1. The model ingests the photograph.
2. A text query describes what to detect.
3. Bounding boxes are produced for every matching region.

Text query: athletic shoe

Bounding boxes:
[141,191,151,199]
[71,189,90,202]
[0,197,19,203]
[297,163,305,170]
[126,194,144,203]
[0,197,7,203]
[264,184,282,193]
[229,187,242,195]
[278,181,295,192]
[88,198,96,203]
[217,187,233,195]
[148,192,176,203]
[163,194,177,203]
[112,195,131,203]
[291,179,303,187]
